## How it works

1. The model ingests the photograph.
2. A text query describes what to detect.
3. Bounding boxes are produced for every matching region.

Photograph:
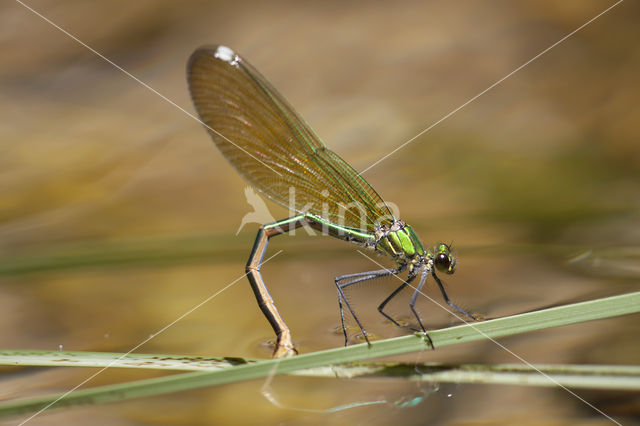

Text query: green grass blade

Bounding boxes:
[2,350,638,390]
[0,350,252,370]
[0,291,637,418]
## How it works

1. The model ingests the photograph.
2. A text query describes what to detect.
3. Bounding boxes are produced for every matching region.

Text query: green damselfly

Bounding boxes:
[187,45,475,357]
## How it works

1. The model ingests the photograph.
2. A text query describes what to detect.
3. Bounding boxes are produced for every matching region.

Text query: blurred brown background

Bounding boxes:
[1,0,638,424]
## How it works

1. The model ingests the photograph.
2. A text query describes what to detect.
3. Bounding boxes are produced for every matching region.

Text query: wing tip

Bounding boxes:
[188,45,240,73]
[212,45,236,63]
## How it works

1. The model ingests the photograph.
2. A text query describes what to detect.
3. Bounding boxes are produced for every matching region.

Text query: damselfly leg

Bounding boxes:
[334,267,403,345]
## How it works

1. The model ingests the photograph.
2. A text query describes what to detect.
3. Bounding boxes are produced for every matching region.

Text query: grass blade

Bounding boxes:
[0,291,637,418]
[2,350,638,390]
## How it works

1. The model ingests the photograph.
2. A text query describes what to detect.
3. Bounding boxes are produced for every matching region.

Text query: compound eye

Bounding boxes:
[435,253,451,272]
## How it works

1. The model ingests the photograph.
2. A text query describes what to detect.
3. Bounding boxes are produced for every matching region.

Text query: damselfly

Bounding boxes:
[187,45,475,357]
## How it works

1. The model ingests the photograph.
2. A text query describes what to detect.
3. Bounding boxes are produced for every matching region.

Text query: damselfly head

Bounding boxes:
[434,243,456,274]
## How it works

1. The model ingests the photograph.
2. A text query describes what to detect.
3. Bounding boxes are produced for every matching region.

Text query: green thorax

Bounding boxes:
[375,220,425,261]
